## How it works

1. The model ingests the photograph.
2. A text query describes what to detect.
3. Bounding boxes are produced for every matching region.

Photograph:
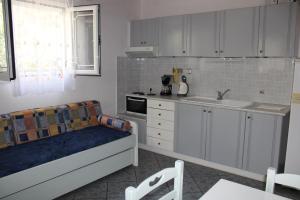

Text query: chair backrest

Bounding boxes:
[125,160,184,200]
[266,167,300,193]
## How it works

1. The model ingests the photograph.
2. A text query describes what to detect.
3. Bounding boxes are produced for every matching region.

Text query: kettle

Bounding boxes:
[177,75,189,96]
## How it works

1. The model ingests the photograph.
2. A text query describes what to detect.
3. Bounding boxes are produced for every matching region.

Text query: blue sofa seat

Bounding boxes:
[0,126,130,178]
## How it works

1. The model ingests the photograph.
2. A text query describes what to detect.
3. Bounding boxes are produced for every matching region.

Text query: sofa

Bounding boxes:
[0,100,138,200]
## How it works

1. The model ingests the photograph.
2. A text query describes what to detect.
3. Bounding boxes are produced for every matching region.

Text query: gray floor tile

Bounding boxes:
[56,149,300,200]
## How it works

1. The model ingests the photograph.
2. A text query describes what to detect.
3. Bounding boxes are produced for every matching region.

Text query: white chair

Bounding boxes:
[266,167,300,193]
[125,160,184,200]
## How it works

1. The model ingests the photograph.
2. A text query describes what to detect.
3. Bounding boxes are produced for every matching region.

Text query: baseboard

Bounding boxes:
[138,143,265,182]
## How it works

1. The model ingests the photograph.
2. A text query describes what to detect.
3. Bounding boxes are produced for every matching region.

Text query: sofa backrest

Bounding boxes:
[0,100,102,148]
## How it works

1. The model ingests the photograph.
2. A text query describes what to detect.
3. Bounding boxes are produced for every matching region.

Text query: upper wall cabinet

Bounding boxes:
[189,12,220,57]
[130,19,159,47]
[220,7,260,57]
[259,3,298,57]
[158,15,188,56]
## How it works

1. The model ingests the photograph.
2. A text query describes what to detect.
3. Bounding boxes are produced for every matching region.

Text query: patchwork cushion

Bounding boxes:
[10,110,39,144]
[82,100,102,126]
[35,107,66,138]
[65,102,89,131]
[0,114,15,149]
[98,114,131,132]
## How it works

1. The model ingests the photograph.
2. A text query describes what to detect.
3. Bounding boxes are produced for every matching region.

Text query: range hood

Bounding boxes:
[125,46,158,58]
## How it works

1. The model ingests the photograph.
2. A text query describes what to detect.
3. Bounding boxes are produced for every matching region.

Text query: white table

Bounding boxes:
[200,179,292,200]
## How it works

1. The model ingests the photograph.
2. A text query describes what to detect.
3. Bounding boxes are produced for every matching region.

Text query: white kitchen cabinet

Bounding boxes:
[130,18,159,47]
[258,2,298,57]
[189,11,220,57]
[158,15,188,56]
[147,99,175,151]
[242,112,289,175]
[220,7,260,57]
[205,108,246,168]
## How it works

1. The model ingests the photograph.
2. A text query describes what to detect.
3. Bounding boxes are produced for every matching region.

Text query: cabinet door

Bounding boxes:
[175,103,206,159]
[143,18,159,47]
[159,15,187,56]
[205,108,246,168]
[259,3,296,57]
[130,20,144,47]
[220,7,259,57]
[189,12,220,57]
[243,113,283,175]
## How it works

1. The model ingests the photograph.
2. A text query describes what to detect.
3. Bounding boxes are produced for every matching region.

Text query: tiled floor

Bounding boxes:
[57,149,300,200]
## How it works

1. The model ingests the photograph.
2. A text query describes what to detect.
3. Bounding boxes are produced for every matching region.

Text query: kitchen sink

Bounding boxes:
[181,96,253,108]
[219,99,253,108]
[181,96,218,104]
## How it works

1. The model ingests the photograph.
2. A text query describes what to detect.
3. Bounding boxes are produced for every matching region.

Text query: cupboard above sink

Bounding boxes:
[129,2,299,58]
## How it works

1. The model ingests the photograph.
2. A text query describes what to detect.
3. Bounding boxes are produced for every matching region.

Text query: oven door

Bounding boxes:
[126,96,147,115]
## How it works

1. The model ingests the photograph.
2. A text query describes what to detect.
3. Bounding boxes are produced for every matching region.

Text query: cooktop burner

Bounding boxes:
[132,92,145,95]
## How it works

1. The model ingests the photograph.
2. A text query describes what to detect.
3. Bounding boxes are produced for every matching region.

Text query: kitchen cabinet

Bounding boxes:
[130,19,159,47]
[147,99,175,151]
[242,112,288,175]
[158,15,188,56]
[220,7,260,57]
[175,103,207,158]
[205,108,246,168]
[189,12,220,57]
[258,3,297,57]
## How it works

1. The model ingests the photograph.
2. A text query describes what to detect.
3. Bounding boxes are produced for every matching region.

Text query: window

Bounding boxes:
[72,5,100,76]
[12,0,75,95]
[0,0,15,81]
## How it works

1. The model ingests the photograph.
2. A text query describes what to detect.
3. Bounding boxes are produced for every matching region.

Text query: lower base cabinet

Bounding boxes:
[205,108,246,169]
[175,103,289,175]
[242,112,289,174]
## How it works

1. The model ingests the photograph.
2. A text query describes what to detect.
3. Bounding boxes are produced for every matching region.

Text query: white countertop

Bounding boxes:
[200,179,291,200]
[145,95,290,116]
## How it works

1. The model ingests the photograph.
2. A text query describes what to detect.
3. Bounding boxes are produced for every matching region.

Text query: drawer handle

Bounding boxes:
[158,104,162,107]
[158,133,161,136]
[158,142,161,145]
[158,113,161,116]
[158,123,161,126]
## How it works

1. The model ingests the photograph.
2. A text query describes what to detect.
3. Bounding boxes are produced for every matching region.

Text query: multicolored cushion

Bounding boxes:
[65,102,89,131]
[0,114,15,149]
[82,100,102,126]
[35,107,66,138]
[10,110,39,144]
[98,114,131,132]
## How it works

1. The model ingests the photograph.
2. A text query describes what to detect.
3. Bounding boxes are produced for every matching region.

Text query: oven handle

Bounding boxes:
[127,98,146,102]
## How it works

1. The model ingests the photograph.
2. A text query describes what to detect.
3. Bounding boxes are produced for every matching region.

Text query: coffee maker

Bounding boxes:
[160,75,172,96]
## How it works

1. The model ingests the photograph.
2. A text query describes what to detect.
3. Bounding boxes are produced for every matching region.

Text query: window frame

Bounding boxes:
[0,0,15,81]
[72,5,101,76]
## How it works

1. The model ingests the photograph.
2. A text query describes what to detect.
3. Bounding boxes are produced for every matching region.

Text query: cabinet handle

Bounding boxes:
[203,110,207,112]
[208,111,212,113]
[260,50,263,54]
[144,41,147,44]
[140,41,143,44]
[215,51,218,53]
[158,123,161,126]
[158,113,161,116]
[247,116,251,119]
[182,50,186,54]
[158,104,162,107]
[158,133,161,136]
[220,50,224,53]
[158,142,161,145]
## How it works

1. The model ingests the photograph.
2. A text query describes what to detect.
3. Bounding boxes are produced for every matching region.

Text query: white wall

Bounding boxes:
[0,0,139,115]
[139,0,267,19]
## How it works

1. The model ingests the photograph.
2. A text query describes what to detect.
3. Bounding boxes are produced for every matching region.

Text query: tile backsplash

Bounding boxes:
[117,57,294,112]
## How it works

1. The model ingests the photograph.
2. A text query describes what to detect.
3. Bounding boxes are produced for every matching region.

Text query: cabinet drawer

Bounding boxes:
[147,127,174,141]
[147,118,174,131]
[147,99,175,111]
[147,108,174,121]
[147,137,173,151]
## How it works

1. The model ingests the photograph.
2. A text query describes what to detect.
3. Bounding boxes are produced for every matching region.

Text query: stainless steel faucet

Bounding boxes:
[217,89,231,100]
